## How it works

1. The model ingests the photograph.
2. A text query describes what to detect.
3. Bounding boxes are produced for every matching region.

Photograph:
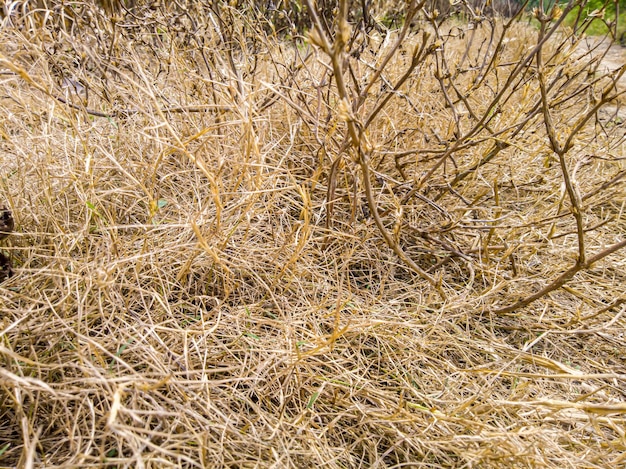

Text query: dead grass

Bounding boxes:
[0,2,625,468]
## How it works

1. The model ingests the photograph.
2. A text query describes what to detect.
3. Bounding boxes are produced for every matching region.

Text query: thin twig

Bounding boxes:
[493,239,626,314]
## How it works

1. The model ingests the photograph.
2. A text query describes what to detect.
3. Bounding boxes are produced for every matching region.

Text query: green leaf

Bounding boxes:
[0,443,10,457]
[116,338,134,357]
[86,201,102,218]
[307,391,319,409]
[157,199,168,209]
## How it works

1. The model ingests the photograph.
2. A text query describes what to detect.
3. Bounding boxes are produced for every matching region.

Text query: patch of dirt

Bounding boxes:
[576,38,626,123]
[577,37,626,86]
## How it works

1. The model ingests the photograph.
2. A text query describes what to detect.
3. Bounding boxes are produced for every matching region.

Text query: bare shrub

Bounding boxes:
[301,0,625,310]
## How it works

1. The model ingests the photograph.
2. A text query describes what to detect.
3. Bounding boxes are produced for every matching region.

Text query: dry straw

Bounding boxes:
[0,0,625,467]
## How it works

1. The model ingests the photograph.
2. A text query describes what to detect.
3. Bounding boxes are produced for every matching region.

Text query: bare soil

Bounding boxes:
[578,37,626,120]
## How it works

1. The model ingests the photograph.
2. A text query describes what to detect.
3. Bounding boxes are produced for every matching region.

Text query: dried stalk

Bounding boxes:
[306,0,444,297]
[494,239,626,314]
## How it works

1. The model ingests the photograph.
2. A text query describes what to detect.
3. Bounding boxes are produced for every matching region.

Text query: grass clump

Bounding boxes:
[557,0,626,37]
[0,0,625,467]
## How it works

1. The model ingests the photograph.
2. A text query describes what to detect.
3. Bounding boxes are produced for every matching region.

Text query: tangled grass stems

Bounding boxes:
[0,1,625,467]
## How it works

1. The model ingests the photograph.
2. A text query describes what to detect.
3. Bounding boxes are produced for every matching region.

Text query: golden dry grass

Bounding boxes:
[0,3,625,467]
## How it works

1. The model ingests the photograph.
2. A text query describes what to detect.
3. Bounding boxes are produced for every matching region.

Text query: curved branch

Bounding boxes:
[493,239,626,314]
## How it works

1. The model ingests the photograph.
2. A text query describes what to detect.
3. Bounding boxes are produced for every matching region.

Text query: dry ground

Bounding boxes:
[0,7,625,468]
[583,38,626,121]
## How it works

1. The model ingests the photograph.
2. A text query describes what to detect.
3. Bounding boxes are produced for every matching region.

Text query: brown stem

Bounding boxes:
[416,1,577,189]
[306,0,444,297]
[493,239,626,314]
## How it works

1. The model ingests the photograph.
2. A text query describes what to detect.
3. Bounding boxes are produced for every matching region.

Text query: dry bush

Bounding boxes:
[0,0,625,467]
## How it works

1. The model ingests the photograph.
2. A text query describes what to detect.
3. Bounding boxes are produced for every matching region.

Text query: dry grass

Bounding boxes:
[1,2,625,467]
